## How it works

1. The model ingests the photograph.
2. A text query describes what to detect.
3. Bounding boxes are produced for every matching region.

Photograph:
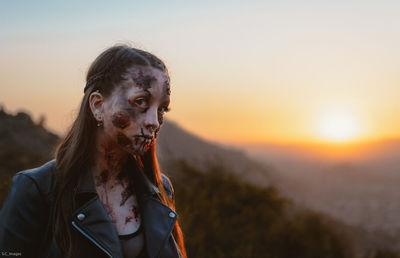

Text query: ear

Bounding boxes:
[89,91,105,122]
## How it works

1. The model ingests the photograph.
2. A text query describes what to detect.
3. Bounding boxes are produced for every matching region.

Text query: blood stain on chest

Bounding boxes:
[120,189,131,206]
[132,205,140,222]
[125,216,133,224]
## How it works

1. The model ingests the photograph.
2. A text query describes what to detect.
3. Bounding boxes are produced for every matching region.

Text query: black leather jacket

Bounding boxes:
[0,159,182,258]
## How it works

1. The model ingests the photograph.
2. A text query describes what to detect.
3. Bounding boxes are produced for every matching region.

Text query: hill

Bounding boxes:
[0,108,59,204]
[156,120,275,187]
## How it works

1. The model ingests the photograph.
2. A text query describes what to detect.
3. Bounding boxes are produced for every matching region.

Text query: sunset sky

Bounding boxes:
[1,1,399,146]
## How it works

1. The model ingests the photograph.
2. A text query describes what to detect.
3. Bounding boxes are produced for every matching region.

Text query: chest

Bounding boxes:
[94,179,142,235]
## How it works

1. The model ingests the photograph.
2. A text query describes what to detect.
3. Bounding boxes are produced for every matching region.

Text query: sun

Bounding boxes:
[317,112,360,142]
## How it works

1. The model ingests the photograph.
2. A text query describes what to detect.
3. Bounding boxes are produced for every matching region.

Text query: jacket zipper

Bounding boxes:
[71,221,113,258]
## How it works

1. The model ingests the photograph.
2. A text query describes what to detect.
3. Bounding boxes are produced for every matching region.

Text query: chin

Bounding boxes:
[126,146,150,157]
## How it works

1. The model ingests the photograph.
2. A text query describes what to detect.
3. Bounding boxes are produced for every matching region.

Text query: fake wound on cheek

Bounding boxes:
[112,111,131,129]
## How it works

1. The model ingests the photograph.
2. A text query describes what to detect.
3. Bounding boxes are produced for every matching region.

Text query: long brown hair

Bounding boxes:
[52,45,187,257]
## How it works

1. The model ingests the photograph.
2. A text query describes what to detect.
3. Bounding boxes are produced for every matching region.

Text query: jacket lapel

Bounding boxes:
[71,167,123,258]
[72,197,123,257]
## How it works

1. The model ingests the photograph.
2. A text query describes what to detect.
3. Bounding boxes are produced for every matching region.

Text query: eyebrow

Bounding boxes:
[130,89,150,96]
[128,88,170,103]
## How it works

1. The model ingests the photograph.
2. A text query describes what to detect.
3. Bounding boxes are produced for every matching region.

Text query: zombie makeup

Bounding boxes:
[117,132,133,149]
[125,216,133,224]
[99,185,118,224]
[124,205,140,224]
[132,205,140,222]
[101,66,171,157]
[110,86,152,154]
[94,141,127,186]
[154,78,170,135]
[112,111,131,129]
[164,79,171,96]
[95,170,109,187]
[120,187,135,206]
[131,70,156,91]
[105,152,113,163]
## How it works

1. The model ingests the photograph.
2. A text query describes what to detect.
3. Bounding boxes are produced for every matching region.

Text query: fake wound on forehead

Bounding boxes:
[132,70,157,90]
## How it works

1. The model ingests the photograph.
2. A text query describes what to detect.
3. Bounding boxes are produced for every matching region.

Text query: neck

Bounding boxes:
[91,131,129,185]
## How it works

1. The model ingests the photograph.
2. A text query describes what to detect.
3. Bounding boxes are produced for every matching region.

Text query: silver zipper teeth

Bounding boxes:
[71,221,113,257]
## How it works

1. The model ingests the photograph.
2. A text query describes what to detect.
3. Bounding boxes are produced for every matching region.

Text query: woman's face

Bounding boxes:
[91,65,171,156]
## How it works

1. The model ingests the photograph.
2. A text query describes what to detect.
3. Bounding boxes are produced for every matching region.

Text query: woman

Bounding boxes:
[0,45,187,258]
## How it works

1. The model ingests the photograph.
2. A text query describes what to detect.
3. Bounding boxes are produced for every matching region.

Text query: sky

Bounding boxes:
[1,0,399,145]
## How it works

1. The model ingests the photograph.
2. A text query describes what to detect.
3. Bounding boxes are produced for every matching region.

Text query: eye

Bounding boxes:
[158,106,171,115]
[132,97,149,109]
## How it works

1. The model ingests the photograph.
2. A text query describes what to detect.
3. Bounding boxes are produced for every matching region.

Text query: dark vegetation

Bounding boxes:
[168,160,355,258]
[0,107,398,257]
[0,108,59,204]
[167,160,400,258]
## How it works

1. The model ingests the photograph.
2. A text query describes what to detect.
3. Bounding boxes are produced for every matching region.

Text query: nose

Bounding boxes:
[145,107,160,133]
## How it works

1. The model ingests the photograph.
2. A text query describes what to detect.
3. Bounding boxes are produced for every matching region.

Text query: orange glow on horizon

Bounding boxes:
[224,136,400,162]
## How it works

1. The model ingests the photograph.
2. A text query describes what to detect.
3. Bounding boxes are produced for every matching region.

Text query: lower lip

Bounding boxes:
[136,137,152,145]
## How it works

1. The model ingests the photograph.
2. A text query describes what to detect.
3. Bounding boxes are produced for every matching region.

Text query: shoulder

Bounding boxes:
[14,159,57,204]
[161,173,174,200]
[18,159,56,179]
[0,161,55,253]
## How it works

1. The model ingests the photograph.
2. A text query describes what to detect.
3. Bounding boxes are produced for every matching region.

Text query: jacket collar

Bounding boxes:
[71,156,178,258]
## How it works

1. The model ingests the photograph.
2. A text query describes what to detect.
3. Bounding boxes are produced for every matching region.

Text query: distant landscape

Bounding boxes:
[236,140,400,244]
[0,107,399,258]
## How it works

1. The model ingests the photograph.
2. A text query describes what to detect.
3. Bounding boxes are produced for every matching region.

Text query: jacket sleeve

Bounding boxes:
[0,173,47,257]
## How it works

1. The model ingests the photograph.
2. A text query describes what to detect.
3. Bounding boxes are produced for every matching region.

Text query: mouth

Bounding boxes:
[134,135,154,153]
[128,128,155,154]
[117,132,154,155]
[135,134,153,142]
[136,129,154,142]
